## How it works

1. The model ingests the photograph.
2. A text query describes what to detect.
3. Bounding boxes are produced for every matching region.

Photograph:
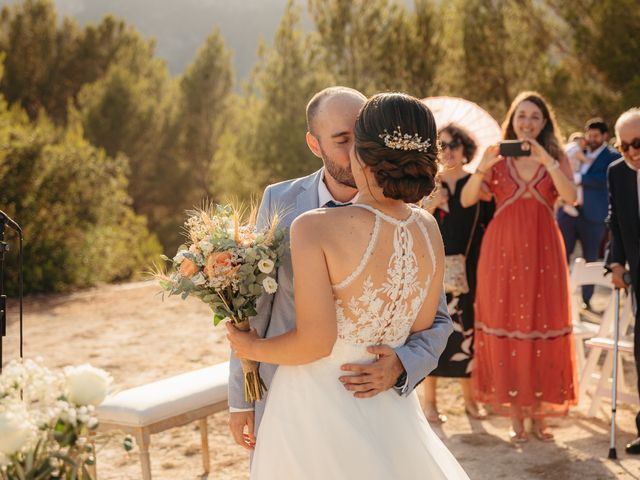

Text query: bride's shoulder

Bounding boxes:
[290,206,367,242]
[413,207,444,251]
[414,206,438,229]
[289,208,334,243]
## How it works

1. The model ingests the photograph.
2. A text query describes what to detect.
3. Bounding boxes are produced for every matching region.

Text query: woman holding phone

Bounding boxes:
[460,91,577,442]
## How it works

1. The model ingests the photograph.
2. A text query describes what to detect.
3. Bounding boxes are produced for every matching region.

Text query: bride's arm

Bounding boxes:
[410,214,445,334]
[226,212,337,365]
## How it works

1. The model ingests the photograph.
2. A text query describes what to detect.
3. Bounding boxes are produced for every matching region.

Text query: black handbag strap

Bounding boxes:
[464,204,480,258]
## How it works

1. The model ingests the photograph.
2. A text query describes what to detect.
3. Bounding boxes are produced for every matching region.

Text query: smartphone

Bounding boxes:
[499,140,531,157]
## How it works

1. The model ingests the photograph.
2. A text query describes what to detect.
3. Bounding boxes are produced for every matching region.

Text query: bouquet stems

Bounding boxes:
[235,319,266,402]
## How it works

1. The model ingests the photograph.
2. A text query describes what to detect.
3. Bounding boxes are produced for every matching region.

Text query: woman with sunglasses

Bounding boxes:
[421,125,494,423]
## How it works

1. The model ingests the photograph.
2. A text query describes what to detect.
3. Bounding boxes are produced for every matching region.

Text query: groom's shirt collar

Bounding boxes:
[318,169,358,207]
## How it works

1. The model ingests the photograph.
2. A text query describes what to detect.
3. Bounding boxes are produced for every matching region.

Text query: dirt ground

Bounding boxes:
[3,281,640,480]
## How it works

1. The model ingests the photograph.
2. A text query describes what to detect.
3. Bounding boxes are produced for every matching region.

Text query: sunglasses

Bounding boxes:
[617,137,640,153]
[440,140,461,151]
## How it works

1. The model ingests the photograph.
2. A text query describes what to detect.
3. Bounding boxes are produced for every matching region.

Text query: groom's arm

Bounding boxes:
[393,290,452,395]
[340,290,452,398]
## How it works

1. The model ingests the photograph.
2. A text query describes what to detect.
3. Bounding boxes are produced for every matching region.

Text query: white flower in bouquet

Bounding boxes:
[172,251,186,264]
[199,239,214,256]
[0,402,36,457]
[262,277,278,294]
[191,271,207,286]
[258,258,275,274]
[64,364,112,406]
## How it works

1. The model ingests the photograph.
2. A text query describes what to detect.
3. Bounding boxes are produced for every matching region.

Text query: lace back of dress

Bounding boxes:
[332,205,436,348]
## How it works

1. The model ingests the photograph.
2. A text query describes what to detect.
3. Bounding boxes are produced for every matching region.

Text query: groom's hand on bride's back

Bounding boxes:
[339,345,404,398]
[229,411,256,450]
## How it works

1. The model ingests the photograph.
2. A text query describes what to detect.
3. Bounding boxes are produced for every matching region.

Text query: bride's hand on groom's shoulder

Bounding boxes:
[339,345,404,398]
[226,323,259,360]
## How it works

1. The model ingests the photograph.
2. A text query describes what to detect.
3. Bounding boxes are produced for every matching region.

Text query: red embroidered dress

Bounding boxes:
[472,158,578,418]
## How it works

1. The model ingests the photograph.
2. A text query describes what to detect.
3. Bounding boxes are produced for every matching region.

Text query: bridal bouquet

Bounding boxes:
[158,203,286,402]
[0,358,112,480]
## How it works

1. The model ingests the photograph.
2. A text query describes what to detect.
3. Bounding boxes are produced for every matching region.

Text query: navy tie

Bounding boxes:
[323,200,352,208]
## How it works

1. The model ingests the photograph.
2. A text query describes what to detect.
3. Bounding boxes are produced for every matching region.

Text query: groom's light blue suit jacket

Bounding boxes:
[228,169,453,431]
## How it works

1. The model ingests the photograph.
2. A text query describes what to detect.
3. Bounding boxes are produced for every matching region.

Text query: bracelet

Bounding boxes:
[546,160,560,172]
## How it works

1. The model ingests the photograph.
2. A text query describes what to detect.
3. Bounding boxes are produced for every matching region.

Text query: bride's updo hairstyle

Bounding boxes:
[354,92,439,203]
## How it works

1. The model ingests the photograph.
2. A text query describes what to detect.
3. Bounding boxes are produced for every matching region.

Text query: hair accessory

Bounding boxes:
[379,126,431,152]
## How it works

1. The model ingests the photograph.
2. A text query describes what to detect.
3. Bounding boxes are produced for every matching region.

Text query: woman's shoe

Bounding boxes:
[532,422,554,442]
[464,403,488,420]
[424,404,448,423]
[424,402,448,424]
[508,429,529,443]
[425,411,448,423]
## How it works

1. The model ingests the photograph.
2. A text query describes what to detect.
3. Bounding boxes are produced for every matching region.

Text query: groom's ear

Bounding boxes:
[306,131,323,159]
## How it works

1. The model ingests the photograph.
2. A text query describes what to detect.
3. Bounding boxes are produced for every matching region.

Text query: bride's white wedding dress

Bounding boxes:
[251,204,470,479]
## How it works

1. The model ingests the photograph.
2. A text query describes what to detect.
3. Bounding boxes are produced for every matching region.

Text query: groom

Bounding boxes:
[228,86,453,450]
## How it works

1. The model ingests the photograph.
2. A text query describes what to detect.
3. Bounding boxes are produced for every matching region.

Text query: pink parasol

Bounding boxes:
[421,96,502,170]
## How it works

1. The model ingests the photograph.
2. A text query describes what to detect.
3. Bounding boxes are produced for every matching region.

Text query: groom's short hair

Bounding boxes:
[306,86,366,135]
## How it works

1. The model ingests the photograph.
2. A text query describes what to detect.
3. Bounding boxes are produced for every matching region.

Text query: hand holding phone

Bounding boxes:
[499,140,531,157]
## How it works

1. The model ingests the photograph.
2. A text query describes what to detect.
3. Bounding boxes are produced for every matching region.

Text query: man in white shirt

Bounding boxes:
[562,131,587,217]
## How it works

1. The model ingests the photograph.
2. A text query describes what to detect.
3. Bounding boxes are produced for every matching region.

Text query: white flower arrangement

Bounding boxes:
[0,358,112,479]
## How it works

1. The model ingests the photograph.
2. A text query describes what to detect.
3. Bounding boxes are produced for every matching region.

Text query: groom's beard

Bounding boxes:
[320,145,357,189]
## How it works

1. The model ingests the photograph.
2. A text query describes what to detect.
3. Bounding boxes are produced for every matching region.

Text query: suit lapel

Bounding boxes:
[622,164,639,238]
[293,169,322,221]
[284,169,322,227]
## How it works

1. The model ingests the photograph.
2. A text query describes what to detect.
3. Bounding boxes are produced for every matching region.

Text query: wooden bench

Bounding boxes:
[96,362,229,480]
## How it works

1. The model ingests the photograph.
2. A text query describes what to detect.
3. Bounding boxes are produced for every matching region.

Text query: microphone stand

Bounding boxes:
[0,212,24,373]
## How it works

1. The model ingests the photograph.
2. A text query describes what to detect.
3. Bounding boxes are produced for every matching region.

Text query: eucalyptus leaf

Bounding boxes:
[213,313,226,326]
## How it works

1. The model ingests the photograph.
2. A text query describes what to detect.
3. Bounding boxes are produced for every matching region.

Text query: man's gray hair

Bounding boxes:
[615,107,640,135]
[306,86,366,134]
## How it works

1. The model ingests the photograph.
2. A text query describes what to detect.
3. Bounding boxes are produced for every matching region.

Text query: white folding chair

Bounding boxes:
[569,258,611,373]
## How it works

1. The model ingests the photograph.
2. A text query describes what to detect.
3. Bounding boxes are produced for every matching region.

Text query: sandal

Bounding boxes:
[465,403,488,420]
[532,420,554,442]
[509,417,528,443]
[424,404,447,424]
[508,429,529,443]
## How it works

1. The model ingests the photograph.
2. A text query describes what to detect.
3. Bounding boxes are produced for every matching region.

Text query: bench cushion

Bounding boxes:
[97,362,229,427]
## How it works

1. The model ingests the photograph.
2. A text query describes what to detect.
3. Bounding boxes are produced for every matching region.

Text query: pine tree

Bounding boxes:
[435,0,563,121]
[546,0,640,123]
[0,0,157,123]
[246,0,333,186]
[176,28,234,199]
[307,0,440,96]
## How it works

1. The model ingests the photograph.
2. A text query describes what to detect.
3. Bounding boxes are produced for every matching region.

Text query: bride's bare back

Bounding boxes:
[292,203,444,350]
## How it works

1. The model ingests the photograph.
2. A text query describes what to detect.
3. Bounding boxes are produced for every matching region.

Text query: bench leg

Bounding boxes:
[199,418,210,474]
[135,429,152,480]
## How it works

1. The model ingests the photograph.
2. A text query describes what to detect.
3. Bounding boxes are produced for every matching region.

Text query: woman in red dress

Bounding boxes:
[461,91,578,442]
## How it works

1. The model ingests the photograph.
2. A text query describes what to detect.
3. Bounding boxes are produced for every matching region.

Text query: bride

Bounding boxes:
[227,92,470,479]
